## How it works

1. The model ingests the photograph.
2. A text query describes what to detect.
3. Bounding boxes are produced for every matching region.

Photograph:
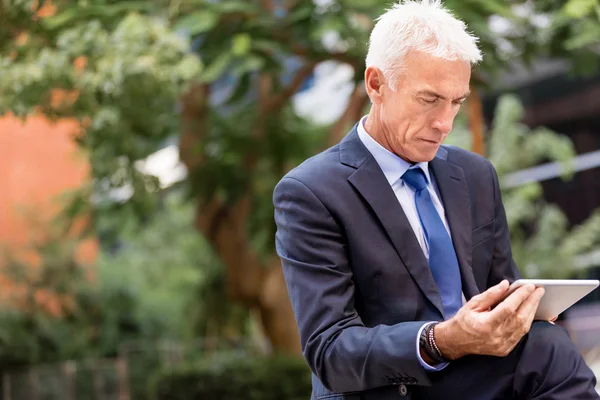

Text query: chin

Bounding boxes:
[410,151,437,163]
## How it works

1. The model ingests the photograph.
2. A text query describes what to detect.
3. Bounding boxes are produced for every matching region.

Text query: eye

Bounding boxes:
[421,98,437,104]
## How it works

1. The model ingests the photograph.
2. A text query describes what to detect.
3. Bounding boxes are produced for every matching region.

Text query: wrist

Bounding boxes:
[419,323,438,365]
[419,322,448,365]
[434,319,462,361]
[419,343,437,365]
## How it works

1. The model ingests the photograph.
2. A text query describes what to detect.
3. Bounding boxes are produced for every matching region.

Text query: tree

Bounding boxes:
[1,0,597,354]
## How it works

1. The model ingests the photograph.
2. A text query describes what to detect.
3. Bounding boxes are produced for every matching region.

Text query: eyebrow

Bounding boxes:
[416,90,471,101]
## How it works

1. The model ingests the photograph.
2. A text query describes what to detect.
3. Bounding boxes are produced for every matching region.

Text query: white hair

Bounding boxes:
[365,0,482,89]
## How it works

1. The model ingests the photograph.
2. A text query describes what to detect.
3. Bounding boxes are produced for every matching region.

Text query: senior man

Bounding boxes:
[273,1,599,399]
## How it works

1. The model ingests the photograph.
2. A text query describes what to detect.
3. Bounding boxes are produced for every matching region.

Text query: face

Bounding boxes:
[365,51,471,163]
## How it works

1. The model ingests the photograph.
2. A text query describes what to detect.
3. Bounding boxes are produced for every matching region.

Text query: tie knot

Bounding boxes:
[402,167,428,191]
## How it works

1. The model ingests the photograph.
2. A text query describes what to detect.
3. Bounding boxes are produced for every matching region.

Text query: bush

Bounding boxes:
[150,354,312,400]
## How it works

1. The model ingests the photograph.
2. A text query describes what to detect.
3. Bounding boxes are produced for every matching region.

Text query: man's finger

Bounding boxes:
[516,287,545,323]
[491,284,536,317]
[469,280,510,310]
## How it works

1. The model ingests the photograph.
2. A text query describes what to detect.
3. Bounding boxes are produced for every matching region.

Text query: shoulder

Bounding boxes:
[439,144,496,177]
[438,145,502,206]
[440,144,491,168]
[276,143,351,193]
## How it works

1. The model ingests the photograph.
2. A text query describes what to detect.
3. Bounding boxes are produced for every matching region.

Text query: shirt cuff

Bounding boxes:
[416,322,449,372]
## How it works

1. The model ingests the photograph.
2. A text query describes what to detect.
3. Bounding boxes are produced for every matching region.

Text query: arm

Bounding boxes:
[487,161,521,287]
[274,176,432,393]
[432,161,544,361]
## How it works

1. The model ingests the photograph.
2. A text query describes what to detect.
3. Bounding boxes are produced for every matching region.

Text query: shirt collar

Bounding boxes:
[356,115,431,186]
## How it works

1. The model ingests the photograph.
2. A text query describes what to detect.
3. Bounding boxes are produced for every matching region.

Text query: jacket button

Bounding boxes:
[398,384,408,396]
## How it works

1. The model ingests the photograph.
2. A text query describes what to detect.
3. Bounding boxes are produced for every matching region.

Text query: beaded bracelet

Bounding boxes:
[426,323,448,363]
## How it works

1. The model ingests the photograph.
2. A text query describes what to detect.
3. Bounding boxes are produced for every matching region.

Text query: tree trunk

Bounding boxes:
[468,85,485,156]
[180,84,301,355]
[179,74,365,355]
[329,84,369,147]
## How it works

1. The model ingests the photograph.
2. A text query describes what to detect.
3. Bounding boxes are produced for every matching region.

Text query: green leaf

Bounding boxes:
[564,22,600,49]
[174,10,219,35]
[175,56,203,81]
[232,34,252,56]
[41,7,82,30]
[565,31,600,50]
[226,73,252,105]
[340,0,380,12]
[251,39,286,54]
[563,0,597,18]
[230,54,265,76]
[463,0,515,19]
[42,2,154,30]
[200,52,232,83]
[287,5,313,24]
[218,2,261,14]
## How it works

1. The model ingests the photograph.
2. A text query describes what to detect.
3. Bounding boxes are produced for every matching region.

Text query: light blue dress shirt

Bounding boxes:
[356,116,450,372]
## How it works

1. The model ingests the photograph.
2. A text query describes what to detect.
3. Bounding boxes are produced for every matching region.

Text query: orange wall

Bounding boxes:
[0,114,97,313]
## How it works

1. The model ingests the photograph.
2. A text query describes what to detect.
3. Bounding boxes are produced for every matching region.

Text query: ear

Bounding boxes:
[364,66,385,104]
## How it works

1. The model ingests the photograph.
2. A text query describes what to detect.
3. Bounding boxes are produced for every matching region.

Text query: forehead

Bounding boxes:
[400,51,471,94]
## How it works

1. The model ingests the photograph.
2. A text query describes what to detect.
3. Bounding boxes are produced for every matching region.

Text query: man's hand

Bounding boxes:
[434,280,545,360]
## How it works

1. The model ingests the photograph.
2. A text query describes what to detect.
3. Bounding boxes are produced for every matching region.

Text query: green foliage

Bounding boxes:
[446,94,600,278]
[0,0,561,234]
[0,0,48,49]
[0,9,201,234]
[2,362,121,400]
[150,354,312,400]
[0,0,597,242]
[0,191,220,368]
[1,0,597,262]
[95,191,208,340]
[0,230,90,366]
[535,0,600,75]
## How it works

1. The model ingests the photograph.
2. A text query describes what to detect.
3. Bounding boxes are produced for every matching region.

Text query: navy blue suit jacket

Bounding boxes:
[273,125,521,399]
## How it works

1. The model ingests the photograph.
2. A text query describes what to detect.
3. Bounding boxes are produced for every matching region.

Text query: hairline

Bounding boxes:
[373,50,475,91]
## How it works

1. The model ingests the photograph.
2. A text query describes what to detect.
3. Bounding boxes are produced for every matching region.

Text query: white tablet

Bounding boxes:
[501,279,599,320]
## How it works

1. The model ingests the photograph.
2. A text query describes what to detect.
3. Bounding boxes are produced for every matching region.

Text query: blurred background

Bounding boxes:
[0,0,600,398]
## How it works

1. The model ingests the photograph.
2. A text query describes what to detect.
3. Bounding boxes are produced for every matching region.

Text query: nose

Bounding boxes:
[432,105,456,135]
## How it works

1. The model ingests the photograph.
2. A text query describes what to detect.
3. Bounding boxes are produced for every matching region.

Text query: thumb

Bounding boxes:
[469,280,510,311]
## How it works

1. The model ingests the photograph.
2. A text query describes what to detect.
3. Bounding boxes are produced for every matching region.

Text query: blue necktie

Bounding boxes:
[402,168,463,319]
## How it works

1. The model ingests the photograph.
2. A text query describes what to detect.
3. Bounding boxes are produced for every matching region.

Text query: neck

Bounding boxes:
[363,107,416,164]
[364,107,393,153]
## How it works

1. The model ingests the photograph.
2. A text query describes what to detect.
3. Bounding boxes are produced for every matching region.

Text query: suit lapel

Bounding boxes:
[429,154,480,299]
[342,129,445,317]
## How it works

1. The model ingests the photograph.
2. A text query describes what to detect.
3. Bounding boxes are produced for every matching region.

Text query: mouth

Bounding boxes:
[421,139,440,145]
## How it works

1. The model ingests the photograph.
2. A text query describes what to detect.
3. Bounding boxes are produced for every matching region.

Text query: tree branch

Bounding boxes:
[468,84,485,157]
[328,84,369,147]
[180,83,266,304]
[268,30,363,69]
[289,44,362,69]
[265,61,316,112]
[258,0,275,13]
[258,74,273,111]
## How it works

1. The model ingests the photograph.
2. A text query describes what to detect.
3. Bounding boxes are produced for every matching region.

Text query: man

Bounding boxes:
[273,1,599,399]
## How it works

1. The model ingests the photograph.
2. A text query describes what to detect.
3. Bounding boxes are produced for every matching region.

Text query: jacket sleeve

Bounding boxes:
[273,176,432,393]
[487,161,521,287]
